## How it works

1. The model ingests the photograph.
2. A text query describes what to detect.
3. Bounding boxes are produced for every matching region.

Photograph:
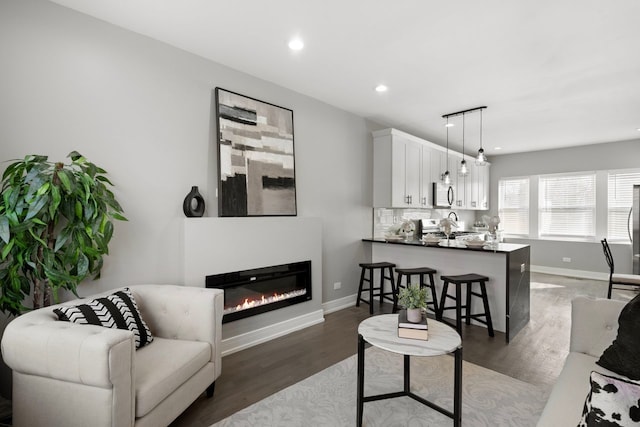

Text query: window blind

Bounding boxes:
[607,171,640,241]
[498,178,529,235]
[539,173,595,237]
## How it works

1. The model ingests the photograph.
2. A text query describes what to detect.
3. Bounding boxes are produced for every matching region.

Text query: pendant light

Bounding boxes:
[443,117,451,185]
[476,107,488,166]
[459,112,468,176]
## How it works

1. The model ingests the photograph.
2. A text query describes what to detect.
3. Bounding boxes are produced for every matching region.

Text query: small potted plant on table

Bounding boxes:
[398,283,429,323]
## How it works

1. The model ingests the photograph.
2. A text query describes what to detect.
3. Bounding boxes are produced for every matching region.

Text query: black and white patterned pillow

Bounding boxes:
[54,288,153,349]
[578,371,640,426]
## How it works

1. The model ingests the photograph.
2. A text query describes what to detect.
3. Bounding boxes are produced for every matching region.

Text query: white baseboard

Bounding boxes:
[322,294,357,314]
[531,265,608,281]
[221,309,325,357]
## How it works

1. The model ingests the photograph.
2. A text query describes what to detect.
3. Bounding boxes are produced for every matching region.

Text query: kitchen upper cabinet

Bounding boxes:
[419,146,432,207]
[373,130,423,208]
[468,161,490,210]
[373,128,488,210]
[478,163,490,210]
[455,160,469,209]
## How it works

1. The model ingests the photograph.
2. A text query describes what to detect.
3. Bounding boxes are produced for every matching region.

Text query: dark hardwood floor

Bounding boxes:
[171,273,633,427]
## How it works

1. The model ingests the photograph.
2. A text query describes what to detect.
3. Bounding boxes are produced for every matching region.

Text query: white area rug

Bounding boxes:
[212,346,548,427]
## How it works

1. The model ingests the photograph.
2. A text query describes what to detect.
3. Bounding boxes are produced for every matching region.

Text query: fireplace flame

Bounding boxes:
[224,289,307,315]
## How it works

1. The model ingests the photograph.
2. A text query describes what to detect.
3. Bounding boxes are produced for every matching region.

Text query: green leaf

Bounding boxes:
[35,182,50,197]
[77,253,89,277]
[53,228,70,252]
[102,221,113,243]
[30,218,46,226]
[25,194,49,221]
[95,175,113,185]
[27,228,47,247]
[1,239,14,260]
[68,151,83,162]
[2,161,21,181]
[57,170,72,193]
[111,212,127,221]
[75,201,82,219]
[0,216,9,244]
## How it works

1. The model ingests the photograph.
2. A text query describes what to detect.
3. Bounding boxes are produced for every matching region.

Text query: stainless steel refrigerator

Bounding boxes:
[633,185,640,274]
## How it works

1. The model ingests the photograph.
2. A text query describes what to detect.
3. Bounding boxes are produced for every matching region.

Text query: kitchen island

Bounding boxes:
[362,238,530,342]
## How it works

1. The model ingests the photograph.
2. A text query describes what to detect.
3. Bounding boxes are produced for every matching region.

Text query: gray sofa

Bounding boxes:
[536,296,626,426]
[1,284,223,427]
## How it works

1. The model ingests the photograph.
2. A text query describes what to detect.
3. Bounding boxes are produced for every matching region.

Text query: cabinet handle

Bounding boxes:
[409,195,413,204]
[472,201,476,207]
[422,197,426,205]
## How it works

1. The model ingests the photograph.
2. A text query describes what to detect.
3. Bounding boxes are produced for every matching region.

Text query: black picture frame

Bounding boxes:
[214,88,297,217]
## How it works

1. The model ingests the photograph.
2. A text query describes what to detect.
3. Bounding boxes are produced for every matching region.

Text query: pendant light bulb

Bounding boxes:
[443,116,451,183]
[460,159,468,176]
[476,108,488,166]
[476,148,488,165]
[459,112,468,176]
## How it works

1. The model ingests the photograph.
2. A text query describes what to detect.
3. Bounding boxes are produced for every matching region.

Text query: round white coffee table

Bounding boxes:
[357,314,462,426]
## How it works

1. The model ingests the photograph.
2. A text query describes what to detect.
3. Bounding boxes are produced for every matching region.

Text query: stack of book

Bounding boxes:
[397,309,428,340]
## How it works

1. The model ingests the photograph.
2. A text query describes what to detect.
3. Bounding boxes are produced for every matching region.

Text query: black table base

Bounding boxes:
[356,334,462,427]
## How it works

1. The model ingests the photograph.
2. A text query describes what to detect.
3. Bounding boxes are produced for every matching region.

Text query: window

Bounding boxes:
[498,177,529,235]
[607,171,640,242]
[539,173,596,238]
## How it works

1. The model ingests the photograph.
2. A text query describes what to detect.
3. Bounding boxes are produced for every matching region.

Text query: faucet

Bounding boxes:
[448,211,458,222]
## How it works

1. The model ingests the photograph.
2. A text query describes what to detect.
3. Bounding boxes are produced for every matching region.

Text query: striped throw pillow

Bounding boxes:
[53,288,153,349]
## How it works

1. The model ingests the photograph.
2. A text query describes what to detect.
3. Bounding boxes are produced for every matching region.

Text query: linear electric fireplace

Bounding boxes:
[206,261,312,323]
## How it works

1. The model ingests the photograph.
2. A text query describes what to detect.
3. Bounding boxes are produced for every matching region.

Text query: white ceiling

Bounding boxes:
[48,0,640,156]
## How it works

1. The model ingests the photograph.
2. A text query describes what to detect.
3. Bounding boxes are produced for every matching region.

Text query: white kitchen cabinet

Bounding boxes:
[467,161,490,210]
[478,163,490,210]
[373,130,422,207]
[455,160,469,209]
[419,146,432,207]
[373,128,487,210]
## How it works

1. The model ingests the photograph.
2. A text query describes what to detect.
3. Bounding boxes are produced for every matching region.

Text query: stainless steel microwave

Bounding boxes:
[433,182,454,208]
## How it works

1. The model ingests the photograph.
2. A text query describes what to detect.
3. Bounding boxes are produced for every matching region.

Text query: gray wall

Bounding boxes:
[488,139,640,275]
[0,0,375,306]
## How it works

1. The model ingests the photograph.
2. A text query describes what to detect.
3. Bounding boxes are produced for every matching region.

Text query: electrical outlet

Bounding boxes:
[562,257,571,263]
[333,282,342,290]
[520,263,526,273]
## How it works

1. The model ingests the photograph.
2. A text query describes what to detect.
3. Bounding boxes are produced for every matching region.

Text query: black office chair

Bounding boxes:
[601,238,640,299]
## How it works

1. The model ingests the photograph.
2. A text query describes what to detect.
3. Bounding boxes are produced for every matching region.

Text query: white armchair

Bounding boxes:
[1,284,223,427]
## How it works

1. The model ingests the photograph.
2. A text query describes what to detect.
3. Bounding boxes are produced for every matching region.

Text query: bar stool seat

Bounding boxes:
[394,267,439,314]
[356,262,396,314]
[438,273,494,337]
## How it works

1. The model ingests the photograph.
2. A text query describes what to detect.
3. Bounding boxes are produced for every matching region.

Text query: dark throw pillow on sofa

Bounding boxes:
[54,287,153,349]
[596,293,640,380]
[578,371,640,427]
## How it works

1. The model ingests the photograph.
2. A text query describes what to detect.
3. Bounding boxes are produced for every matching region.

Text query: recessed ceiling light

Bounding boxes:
[375,84,388,93]
[636,128,640,132]
[288,38,304,51]
[445,123,455,128]
[494,147,502,150]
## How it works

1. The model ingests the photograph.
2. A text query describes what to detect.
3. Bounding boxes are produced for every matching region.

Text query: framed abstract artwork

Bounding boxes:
[214,88,297,217]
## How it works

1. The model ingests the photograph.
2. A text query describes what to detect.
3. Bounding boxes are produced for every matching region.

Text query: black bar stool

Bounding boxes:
[438,273,494,337]
[394,267,439,314]
[356,262,396,314]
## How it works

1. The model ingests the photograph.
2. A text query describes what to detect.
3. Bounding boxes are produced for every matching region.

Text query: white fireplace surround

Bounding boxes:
[183,217,324,355]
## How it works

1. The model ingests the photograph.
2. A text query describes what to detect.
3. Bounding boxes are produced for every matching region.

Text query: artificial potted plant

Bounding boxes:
[398,283,429,322]
[0,151,126,316]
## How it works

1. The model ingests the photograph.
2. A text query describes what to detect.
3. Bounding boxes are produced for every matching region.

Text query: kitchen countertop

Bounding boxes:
[366,236,531,341]
[362,238,528,253]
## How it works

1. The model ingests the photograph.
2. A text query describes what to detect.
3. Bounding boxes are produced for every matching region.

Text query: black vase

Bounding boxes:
[183,186,205,217]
